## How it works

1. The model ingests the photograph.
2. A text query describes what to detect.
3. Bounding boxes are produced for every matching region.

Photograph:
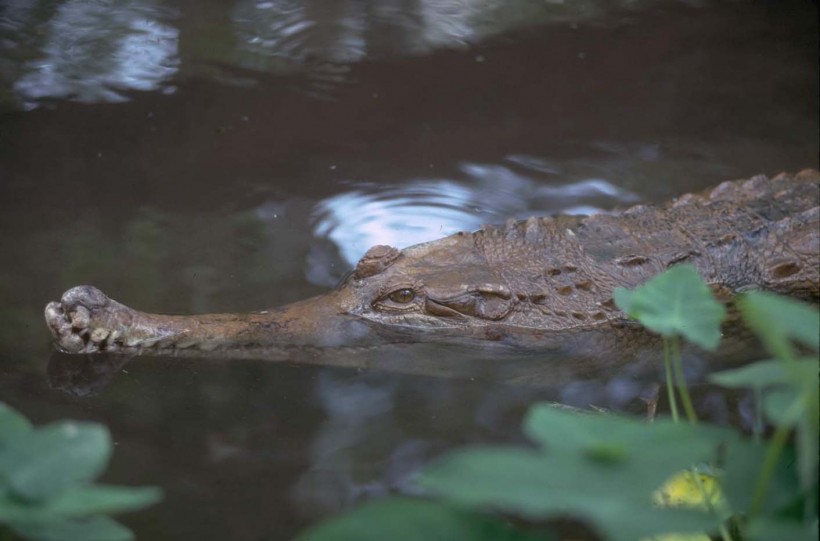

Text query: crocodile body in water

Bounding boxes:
[45,171,819,363]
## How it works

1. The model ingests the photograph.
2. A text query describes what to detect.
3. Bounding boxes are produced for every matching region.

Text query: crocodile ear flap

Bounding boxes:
[354,245,401,279]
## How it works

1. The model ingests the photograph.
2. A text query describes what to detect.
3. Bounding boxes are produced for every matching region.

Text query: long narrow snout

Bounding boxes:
[44,286,372,355]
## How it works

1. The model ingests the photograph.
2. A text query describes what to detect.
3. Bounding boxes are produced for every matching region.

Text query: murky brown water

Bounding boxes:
[0,0,817,539]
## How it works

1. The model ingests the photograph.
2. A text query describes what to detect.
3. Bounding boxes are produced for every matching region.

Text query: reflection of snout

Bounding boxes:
[47,351,132,397]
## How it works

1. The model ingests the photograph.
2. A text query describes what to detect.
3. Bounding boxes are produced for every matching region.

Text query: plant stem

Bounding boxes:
[749,396,804,518]
[670,336,697,424]
[663,338,679,423]
[690,467,733,541]
[752,387,763,443]
[717,523,734,541]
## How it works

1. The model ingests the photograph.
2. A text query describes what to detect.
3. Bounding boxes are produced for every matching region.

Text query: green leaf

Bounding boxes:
[0,422,111,501]
[295,497,552,541]
[711,359,818,507]
[45,486,162,517]
[763,388,819,499]
[795,409,819,500]
[420,406,746,541]
[721,440,800,516]
[0,403,32,445]
[709,358,818,390]
[744,518,819,541]
[418,447,722,541]
[763,389,802,428]
[583,445,628,464]
[0,486,163,523]
[523,404,737,462]
[613,264,726,349]
[8,516,134,541]
[738,292,820,358]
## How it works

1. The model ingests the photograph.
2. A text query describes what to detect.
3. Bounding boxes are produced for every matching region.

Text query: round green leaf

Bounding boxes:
[0,422,111,501]
[523,404,737,460]
[47,486,162,517]
[0,485,160,523]
[763,389,802,428]
[739,292,820,355]
[418,447,721,541]
[613,265,726,350]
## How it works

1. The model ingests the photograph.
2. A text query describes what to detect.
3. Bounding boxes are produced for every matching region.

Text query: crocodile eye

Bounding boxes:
[388,288,415,304]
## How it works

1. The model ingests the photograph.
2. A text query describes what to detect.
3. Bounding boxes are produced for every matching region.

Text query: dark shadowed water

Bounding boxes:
[0,0,817,539]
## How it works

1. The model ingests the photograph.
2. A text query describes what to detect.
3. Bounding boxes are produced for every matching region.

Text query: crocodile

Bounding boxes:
[45,171,819,362]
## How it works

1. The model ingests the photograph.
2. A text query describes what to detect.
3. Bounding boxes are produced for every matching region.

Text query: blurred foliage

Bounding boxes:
[736,292,819,361]
[297,269,819,541]
[712,292,819,524]
[296,497,553,541]
[0,403,162,541]
[615,263,727,423]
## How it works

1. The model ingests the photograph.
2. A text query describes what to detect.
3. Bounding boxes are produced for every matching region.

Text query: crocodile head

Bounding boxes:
[337,234,514,332]
[44,230,520,355]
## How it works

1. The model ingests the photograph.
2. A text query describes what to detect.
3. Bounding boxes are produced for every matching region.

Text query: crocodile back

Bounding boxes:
[473,171,819,331]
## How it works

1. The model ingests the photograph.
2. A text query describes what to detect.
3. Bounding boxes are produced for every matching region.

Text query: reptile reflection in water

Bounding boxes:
[47,351,133,397]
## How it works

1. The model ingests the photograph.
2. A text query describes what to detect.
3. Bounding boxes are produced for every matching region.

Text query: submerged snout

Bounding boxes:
[263,292,376,348]
[44,286,378,354]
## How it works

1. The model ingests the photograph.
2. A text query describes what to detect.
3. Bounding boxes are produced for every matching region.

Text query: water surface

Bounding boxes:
[0,0,817,539]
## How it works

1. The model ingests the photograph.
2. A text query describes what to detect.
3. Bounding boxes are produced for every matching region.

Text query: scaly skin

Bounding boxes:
[45,171,819,359]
